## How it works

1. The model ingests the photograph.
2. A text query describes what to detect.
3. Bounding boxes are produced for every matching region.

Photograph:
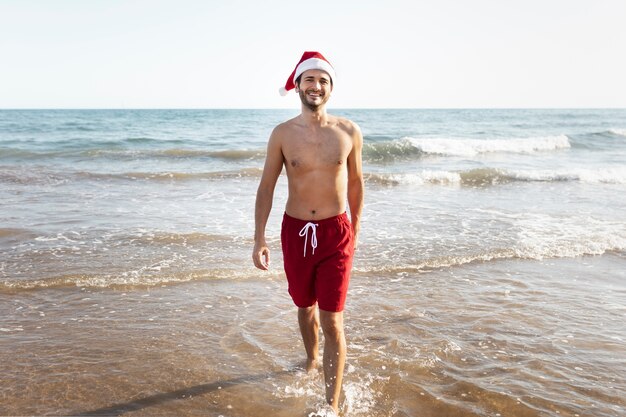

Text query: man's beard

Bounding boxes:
[298,88,329,112]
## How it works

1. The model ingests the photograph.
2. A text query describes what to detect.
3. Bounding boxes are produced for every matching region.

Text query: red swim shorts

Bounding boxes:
[281,212,355,312]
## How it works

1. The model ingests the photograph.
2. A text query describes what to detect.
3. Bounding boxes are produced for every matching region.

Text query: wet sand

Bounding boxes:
[2,253,624,417]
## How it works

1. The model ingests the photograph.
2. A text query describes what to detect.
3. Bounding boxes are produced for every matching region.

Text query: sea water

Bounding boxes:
[1,109,625,416]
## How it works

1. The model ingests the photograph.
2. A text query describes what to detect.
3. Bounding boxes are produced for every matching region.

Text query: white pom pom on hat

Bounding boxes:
[278,51,335,96]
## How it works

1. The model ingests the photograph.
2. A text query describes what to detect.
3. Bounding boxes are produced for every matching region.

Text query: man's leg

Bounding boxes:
[319,309,346,413]
[298,305,320,371]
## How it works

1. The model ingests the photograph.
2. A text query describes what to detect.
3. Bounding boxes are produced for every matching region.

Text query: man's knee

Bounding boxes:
[320,311,344,340]
[299,306,318,321]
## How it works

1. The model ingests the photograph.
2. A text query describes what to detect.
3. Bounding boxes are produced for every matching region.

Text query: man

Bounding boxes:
[252,51,364,414]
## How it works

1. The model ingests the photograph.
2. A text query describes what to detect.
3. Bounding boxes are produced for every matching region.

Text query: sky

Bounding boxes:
[1,0,625,109]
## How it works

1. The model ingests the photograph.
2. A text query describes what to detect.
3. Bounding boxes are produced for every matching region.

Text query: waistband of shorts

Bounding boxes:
[283,211,349,227]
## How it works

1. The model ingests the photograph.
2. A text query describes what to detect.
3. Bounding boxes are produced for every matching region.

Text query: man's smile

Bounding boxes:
[306,89,322,96]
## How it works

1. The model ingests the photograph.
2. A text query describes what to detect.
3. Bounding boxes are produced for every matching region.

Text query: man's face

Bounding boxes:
[297,69,332,111]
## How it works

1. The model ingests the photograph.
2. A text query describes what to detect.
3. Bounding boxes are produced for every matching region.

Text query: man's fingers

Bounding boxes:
[253,247,270,270]
[264,248,271,267]
[257,253,268,270]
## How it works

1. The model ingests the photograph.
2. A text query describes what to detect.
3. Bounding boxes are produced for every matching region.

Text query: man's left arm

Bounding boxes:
[347,122,364,249]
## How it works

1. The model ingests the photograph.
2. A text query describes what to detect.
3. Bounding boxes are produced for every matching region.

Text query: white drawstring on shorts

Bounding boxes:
[298,222,319,257]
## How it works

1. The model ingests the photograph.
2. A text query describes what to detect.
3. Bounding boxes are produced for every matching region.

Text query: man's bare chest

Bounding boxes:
[283,134,351,170]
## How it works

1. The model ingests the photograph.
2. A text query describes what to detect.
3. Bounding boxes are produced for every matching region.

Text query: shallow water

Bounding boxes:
[1,254,624,416]
[1,109,625,415]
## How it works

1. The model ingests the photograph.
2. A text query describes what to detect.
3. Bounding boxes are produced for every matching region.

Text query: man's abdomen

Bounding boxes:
[285,171,348,221]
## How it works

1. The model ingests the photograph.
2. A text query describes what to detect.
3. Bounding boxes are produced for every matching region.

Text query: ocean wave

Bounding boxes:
[203,149,265,160]
[0,228,37,241]
[404,135,571,157]
[366,167,626,187]
[85,168,263,182]
[0,168,69,186]
[117,230,239,246]
[353,250,518,274]
[2,135,573,164]
[609,129,626,137]
[0,230,259,291]
[362,139,425,162]
[5,165,622,187]
[3,220,624,291]
[362,135,571,161]
[506,167,626,184]
[85,148,265,160]
[0,167,263,185]
[365,171,462,186]
[0,147,266,161]
[355,230,625,275]
[30,230,238,247]
[0,268,265,292]
[512,214,626,259]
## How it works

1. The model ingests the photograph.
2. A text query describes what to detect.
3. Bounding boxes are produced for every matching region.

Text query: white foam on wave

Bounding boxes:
[354,213,626,274]
[0,327,24,332]
[308,405,339,417]
[513,214,626,260]
[274,370,321,399]
[609,129,626,137]
[0,266,269,291]
[405,135,570,157]
[341,378,377,415]
[273,368,384,417]
[368,166,626,187]
[508,167,626,184]
[366,170,461,186]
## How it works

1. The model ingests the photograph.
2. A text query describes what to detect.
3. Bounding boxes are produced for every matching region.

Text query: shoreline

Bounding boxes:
[1,254,624,416]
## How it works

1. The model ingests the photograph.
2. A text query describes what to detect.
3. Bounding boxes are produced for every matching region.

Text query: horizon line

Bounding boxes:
[1,107,625,111]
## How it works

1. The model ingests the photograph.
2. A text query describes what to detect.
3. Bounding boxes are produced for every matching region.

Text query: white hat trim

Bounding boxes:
[294,58,335,84]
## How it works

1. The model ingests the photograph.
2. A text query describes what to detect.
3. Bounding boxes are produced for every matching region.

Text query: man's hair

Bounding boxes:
[295,74,333,89]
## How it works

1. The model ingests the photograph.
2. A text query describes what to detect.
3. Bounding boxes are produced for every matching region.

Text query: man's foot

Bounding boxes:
[293,358,320,374]
[308,403,338,417]
[306,357,320,373]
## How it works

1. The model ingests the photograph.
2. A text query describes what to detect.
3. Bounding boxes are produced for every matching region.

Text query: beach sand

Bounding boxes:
[2,253,624,417]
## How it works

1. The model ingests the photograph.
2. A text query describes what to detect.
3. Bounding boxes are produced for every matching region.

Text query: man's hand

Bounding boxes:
[252,240,271,270]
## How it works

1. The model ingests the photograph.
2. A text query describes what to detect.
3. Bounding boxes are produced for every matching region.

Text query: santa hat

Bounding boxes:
[279,51,335,96]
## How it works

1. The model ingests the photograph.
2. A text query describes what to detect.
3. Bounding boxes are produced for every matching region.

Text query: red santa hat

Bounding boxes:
[279,51,336,96]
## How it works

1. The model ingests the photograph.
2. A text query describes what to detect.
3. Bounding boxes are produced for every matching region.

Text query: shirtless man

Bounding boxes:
[252,51,363,414]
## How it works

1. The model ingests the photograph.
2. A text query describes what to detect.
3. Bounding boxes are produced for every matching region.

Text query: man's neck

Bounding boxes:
[300,105,329,127]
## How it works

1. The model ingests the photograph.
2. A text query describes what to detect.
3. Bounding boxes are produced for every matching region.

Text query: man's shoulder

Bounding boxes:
[272,117,301,136]
[269,119,293,144]
[329,115,361,136]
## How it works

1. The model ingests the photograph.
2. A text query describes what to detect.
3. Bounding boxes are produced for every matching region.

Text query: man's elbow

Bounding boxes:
[348,177,364,201]
[257,178,276,194]
[348,175,364,189]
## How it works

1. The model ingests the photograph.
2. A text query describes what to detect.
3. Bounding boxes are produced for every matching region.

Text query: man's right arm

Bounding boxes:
[252,127,284,270]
